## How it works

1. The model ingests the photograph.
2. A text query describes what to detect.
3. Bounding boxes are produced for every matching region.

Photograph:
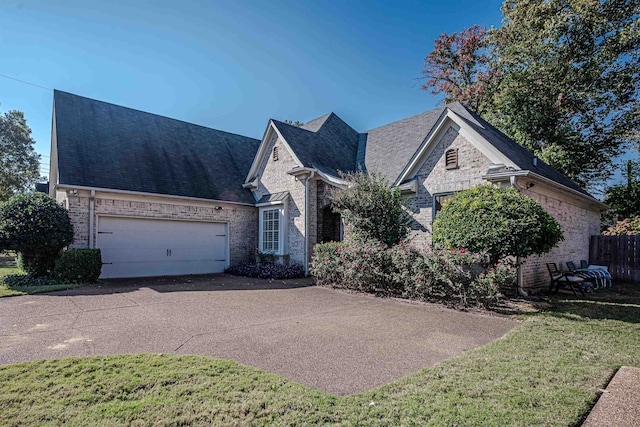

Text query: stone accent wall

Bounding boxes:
[519,185,601,290]
[255,133,308,264]
[408,126,493,245]
[58,189,257,266]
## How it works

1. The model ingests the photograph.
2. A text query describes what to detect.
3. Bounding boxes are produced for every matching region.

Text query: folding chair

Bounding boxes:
[547,263,586,297]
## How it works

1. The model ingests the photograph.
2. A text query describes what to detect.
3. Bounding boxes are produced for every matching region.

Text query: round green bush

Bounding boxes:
[0,192,74,276]
[432,184,564,264]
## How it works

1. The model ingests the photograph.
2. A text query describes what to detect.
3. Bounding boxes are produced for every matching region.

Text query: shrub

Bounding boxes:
[602,216,640,235]
[53,249,102,283]
[225,262,305,280]
[0,193,74,276]
[311,240,515,308]
[433,184,563,265]
[329,170,411,247]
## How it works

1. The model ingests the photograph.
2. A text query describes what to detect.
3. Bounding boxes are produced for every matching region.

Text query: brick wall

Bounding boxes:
[255,133,308,264]
[519,184,601,290]
[408,126,493,245]
[57,189,257,266]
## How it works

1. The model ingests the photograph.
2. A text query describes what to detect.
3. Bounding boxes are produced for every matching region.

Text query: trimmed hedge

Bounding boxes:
[311,240,515,308]
[53,249,102,284]
[0,193,74,276]
[225,262,305,280]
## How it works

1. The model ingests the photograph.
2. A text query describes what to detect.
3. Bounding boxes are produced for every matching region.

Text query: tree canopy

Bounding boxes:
[330,171,411,247]
[422,0,640,189]
[0,109,41,202]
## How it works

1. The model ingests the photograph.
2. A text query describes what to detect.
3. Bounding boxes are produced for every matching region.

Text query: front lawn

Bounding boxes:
[1,283,638,425]
[0,265,81,298]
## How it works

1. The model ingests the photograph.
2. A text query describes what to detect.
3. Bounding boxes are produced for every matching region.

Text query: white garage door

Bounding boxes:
[97,216,228,278]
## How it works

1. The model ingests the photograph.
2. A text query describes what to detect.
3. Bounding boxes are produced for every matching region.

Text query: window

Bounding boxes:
[445,148,458,169]
[273,146,279,161]
[261,208,280,252]
[432,192,455,221]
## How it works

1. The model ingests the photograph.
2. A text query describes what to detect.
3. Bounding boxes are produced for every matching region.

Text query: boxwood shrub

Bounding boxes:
[53,249,102,283]
[311,240,515,308]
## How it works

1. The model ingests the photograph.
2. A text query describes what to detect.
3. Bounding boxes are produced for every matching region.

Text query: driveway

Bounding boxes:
[0,274,516,396]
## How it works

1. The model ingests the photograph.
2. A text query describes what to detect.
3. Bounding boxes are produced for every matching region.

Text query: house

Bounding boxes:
[49,90,607,289]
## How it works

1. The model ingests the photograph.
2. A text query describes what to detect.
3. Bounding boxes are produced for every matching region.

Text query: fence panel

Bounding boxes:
[590,235,640,282]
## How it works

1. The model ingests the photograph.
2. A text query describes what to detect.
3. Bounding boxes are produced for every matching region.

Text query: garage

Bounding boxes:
[97,216,228,278]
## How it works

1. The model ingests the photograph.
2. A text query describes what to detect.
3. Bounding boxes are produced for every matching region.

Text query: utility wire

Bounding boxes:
[0,73,52,91]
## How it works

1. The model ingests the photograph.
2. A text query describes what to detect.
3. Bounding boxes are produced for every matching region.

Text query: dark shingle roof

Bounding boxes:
[54,90,260,204]
[272,113,360,176]
[363,107,446,182]
[446,102,595,198]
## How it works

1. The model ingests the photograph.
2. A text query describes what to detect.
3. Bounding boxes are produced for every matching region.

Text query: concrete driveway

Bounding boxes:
[0,274,516,396]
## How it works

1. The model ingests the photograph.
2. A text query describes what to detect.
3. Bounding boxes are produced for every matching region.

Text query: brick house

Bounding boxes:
[49,90,606,289]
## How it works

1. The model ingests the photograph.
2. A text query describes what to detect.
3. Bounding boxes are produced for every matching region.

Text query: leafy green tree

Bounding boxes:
[283,120,304,127]
[432,185,563,265]
[422,0,640,188]
[0,110,41,202]
[605,160,640,219]
[0,193,74,276]
[330,171,411,247]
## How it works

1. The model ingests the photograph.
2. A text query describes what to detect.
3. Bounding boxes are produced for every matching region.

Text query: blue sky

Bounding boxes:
[0,0,633,186]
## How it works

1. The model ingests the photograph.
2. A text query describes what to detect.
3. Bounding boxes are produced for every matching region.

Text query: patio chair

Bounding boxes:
[547,263,586,297]
[566,261,596,292]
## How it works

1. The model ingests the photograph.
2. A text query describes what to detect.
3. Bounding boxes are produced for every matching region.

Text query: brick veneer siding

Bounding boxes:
[255,133,310,265]
[519,184,601,291]
[400,125,601,292]
[57,190,257,266]
[407,126,493,245]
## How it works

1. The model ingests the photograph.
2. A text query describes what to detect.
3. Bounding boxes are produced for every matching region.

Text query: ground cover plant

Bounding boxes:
[0,264,81,297]
[225,262,305,280]
[1,283,638,426]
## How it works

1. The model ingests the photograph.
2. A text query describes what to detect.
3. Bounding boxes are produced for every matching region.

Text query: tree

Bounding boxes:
[0,193,74,276]
[330,171,411,247]
[421,0,640,188]
[432,185,563,265]
[605,160,640,220]
[421,25,498,115]
[602,216,640,235]
[283,119,304,127]
[0,110,41,202]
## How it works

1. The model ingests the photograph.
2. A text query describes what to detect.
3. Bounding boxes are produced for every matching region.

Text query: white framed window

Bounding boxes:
[259,206,286,254]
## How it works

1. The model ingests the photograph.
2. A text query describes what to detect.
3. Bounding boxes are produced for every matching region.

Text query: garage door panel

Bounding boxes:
[97,217,228,279]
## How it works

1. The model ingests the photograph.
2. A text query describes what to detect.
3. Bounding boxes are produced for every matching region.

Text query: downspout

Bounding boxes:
[304,170,315,276]
[510,176,528,296]
[89,190,95,249]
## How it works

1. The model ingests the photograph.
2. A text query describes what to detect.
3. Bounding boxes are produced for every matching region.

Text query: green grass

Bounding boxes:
[0,264,81,298]
[1,284,639,426]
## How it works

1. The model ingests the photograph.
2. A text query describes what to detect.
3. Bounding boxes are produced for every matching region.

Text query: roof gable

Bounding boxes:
[272,113,361,177]
[53,90,260,204]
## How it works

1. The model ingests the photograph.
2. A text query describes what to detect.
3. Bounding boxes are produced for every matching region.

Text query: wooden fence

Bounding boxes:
[589,235,640,282]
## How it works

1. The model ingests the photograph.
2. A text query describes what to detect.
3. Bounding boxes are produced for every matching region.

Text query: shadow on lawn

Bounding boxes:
[546,281,640,323]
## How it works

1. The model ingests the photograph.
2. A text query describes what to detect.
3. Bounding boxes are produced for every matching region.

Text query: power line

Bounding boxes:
[0,73,52,91]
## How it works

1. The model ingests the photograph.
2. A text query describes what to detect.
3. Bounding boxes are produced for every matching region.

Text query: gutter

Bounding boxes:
[304,170,316,276]
[53,183,256,207]
[89,190,95,249]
